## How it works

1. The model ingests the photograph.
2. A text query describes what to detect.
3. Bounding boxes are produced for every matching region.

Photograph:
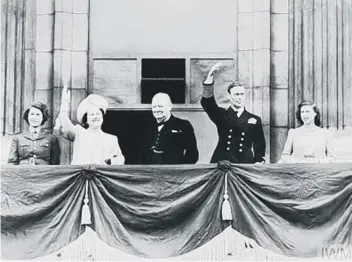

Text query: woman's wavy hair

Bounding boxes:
[296,101,321,127]
[23,101,50,126]
[81,109,105,129]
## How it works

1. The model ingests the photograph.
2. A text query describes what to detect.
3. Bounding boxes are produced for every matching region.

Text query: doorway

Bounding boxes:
[102,110,154,164]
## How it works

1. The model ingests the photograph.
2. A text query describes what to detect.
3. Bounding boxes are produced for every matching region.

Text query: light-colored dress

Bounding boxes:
[279,126,336,163]
[61,125,124,165]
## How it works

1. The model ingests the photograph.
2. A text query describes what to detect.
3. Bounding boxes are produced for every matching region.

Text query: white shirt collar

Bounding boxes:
[157,114,171,131]
[231,106,244,117]
[29,126,41,135]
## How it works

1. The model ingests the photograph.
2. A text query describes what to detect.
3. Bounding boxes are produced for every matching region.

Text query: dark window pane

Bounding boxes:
[142,59,185,78]
[141,79,185,104]
[141,58,186,104]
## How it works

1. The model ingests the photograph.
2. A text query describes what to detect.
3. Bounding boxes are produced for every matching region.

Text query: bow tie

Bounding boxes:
[157,121,166,127]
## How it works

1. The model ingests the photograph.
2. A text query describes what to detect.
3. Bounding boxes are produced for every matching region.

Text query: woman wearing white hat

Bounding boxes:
[54,86,125,165]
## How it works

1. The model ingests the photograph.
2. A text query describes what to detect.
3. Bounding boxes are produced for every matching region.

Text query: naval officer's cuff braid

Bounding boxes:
[202,84,214,98]
[202,76,214,98]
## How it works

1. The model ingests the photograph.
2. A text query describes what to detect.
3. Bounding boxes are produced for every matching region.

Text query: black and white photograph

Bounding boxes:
[1,0,352,261]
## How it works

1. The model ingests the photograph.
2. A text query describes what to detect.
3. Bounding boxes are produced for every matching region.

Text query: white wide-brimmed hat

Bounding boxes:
[76,94,108,124]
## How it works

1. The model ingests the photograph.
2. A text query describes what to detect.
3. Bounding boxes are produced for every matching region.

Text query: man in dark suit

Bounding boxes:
[139,93,199,164]
[201,63,266,164]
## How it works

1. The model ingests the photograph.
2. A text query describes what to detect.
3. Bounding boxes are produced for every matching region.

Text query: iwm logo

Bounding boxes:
[320,245,352,260]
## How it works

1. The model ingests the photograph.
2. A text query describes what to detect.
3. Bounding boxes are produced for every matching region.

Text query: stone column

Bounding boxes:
[24,0,37,120]
[237,0,271,161]
[53,0,89,164]
[35,0,54,126]
[270,0,289,163]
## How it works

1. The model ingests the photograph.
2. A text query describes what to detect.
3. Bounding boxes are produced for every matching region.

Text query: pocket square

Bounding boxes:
[171,130,180,133]
[248,118,257,124]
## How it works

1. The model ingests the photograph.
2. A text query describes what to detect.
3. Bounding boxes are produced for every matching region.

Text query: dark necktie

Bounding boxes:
[32,130,39,138]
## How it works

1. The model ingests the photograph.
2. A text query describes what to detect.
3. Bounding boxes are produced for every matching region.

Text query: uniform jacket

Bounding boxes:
[7,130,61,165]
[139,115,199,164]
[201,96,266,163]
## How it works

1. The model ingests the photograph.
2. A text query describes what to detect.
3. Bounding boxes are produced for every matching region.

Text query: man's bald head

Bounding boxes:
[151,93,172,122]
[152,93,172,107]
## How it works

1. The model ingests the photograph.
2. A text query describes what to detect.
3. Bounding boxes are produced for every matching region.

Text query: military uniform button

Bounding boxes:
[227,141,231,144]
[228,135,231,138]
[242,132,245,135]
[239,149,242,152]
[241,138,244,141]
[226,147,230,151]
[240,143,243,147]
[229,129,233,132]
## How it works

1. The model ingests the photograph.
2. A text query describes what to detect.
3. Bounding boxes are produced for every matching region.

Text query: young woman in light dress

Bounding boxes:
[279,101,336,163]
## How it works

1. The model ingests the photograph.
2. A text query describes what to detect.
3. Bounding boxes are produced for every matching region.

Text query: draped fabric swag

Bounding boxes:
[1,162,351,260]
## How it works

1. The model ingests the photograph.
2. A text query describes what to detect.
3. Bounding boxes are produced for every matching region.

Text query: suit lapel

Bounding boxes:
[36,129,46,140]
[159,115,175,134]
[226,107,239,122]
[237,110,250,124]
[23,131,33,140]
[226,107,251,124]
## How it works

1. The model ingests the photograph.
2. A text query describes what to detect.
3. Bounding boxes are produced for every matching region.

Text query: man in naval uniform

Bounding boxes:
[201,63,266,164]
[139,93,199,164]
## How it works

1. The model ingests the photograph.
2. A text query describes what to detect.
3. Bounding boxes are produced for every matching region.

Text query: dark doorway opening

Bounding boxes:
[102,110,154,164]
